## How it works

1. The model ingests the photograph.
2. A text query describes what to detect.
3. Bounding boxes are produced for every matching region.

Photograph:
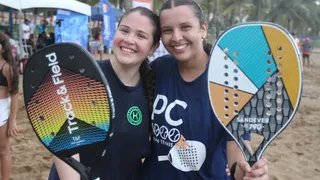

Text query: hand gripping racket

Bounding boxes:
[23,43,115,180]
[208,22,302,165]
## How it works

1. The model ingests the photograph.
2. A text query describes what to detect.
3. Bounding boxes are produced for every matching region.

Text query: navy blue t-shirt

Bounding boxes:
[48,60,150,180]
[84,60,151,180]
[142,55,231,180]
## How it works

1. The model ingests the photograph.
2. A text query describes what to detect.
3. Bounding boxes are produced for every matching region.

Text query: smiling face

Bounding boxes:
[112,11,158,66]
[160,5,207,63]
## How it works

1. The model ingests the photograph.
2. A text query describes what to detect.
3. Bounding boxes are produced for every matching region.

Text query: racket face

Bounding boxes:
[23,43,114,157]
[208,23,302,161]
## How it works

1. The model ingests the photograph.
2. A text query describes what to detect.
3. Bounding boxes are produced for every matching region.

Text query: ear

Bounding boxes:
[149,42,160,56]
[200,23,208,40]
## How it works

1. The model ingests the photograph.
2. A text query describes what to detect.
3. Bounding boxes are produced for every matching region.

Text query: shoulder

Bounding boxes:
[2,62,12,78]
[150,54,175,72]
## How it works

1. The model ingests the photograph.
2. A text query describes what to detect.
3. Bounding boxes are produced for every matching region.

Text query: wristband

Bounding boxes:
[230,162,237,180]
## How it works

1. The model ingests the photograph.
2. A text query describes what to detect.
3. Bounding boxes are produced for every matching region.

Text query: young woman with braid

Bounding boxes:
[0,32,19,180]
[48,6,160,180]
[142,0,269,179]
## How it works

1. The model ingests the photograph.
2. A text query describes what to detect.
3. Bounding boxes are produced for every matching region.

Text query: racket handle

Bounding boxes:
[62,157,90,180]
[248,160,256,167]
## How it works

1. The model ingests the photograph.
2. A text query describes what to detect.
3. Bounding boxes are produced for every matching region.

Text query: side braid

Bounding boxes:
[139,59,155,115]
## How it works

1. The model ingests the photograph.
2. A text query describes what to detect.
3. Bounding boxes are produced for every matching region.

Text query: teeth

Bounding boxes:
[173,44,187,50]
[121,47,134,53]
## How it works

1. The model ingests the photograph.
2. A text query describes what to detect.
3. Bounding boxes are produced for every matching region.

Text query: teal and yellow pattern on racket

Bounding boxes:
[208,23,302,163]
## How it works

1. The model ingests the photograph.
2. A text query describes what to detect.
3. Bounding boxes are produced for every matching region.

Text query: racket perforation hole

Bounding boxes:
[92,101,97,106]
[224,73,229,77]
[87,83,92,89]
[267,77,272,82]
[39,116,45,121]
[276,81,282,87]
[277,90,282,95]
[276,98,282,103]
[234,110,239,115]
[233,69,238,73]
[92,121,96,126]
[266,94,272,99]
[224,89,229,94]
[267,60,272,65]
[234,77,238,81]
[277,107,282,112]
[50,132,55,137]
[224,56,228,60]
[224,81,229,85]
[223,48,228,53]
[267,68,272,74]
[266,111,272,116]
[277,64,282,69]
[225,114,229,118]
[233,60,239,66]
[277,56,282,60]
[79,68,85,73]
[34,100,39,104]
[266,102,272,107]
[224,65,229,69]
[234,93,239,98]
[276,115,282,120]
[224,106,229,110]
[31,84,35,89]
[234,85,239,90]
[277,72,282,78]
[233,52,239,57]
[267,51,272,56]
[277,46,283,51]
[31,68,35,73]
[234,102,239,106]
[224,97,229,102]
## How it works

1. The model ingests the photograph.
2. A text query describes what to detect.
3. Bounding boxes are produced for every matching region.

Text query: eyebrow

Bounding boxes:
[161,22,192,29]
[119,24,150,37]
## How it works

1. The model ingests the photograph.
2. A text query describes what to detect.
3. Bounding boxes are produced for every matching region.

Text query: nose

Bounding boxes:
[172,29,183,42]
[124,33,135,44]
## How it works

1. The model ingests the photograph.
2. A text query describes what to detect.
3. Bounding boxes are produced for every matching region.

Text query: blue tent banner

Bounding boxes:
[55,9,89,49]
[100,0,116,49]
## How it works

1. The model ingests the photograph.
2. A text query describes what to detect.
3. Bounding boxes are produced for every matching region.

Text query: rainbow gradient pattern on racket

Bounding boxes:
[24,43,113,157]
[27,68,110,152]
[208,23,302,162]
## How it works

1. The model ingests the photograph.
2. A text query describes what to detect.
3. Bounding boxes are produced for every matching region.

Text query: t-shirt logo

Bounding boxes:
[127,106,142,126]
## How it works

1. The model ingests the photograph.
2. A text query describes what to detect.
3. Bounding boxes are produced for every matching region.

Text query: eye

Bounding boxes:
[181,25,191,31]
[119,29,129,34]
[137,34,147,39]
[162,29,172,34]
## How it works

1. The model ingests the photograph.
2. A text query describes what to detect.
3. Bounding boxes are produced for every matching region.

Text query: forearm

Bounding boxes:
[9,93,19,121]
[54,155,80,180]
[226,141,246,167]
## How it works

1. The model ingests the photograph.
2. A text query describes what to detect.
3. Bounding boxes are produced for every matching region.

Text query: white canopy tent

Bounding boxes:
[0,0,91,15]
[0,0,91,59]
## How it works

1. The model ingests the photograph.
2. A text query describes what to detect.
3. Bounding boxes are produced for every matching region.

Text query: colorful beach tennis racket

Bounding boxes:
[23,43,115,180]
[208,22,302,164]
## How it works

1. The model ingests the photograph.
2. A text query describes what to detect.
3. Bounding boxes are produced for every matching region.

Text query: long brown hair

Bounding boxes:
[0,32,19,94]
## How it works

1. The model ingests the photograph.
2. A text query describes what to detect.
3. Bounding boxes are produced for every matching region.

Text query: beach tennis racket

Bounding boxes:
[208,22,302,164]
[158,136,206,172]
[23,43,115,180]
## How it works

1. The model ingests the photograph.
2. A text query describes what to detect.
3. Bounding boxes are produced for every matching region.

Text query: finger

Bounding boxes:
[246,165,268,178]
[252,157,268,169]
[238,160,251,173]
[244,174,268,180]
[13,129,19,136]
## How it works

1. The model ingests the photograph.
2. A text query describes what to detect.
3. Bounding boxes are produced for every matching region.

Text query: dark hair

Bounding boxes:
[0,32,19,94]
[118,7,161,115]
[160,0,212,55]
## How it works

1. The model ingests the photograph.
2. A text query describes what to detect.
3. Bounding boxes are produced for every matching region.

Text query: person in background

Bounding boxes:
[0,32,19,180]
[302,37,312,68]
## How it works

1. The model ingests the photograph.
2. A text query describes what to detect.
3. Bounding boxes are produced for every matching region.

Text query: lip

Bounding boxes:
[171,44,189,53]
[120,46,137,55]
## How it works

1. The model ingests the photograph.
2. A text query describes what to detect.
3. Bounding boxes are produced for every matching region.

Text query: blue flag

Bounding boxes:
[100,0,116,49]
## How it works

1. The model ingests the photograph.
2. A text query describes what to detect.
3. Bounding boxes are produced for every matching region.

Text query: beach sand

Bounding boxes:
[9,52,320,180]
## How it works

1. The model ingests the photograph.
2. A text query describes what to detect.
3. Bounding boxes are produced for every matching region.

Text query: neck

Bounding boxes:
[110,58,141,87]
[178,51,209,82]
